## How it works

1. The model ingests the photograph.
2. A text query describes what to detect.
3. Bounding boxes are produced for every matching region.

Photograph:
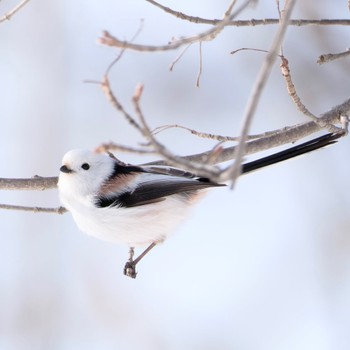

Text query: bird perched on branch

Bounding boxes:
[58,133,341,278]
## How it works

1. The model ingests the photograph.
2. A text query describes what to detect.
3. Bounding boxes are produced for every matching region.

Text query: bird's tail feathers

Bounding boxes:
[242,132,342,175]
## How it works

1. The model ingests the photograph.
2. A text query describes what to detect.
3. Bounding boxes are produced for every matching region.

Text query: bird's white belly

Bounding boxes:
[65,196,191,247]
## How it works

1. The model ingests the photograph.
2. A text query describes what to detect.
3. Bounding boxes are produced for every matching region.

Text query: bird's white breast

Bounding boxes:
[60,192,193,247]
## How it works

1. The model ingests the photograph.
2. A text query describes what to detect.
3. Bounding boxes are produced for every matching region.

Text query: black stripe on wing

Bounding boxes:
[96,178,225,208]
[107,163,146,180]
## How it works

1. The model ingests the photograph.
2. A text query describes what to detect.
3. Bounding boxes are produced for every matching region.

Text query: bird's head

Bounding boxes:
[58,149,115,198]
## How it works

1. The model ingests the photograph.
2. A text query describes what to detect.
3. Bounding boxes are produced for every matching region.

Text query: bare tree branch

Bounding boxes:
[196,42,203,87]
[100,75,142,132]
[0,204,66,214]
[132,84,219,178]
[144,1,350,27]
[1,0,349,210]
[219,0,296,185]
[0,0,31,23]
[0,176,57,191]
[317,48,350,64]
[0,95,348,195]
[169,44,192,71]
[145,97,350,167]
[95,142,156,155]
[280,56,341,133]
[151,124,295,142]
[99,0,251,52]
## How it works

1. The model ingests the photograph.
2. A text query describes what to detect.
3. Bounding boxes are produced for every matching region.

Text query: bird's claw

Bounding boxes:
[124,261,137,279]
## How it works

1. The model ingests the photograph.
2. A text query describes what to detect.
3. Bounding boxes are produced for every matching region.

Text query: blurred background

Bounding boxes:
[1,1,350,349]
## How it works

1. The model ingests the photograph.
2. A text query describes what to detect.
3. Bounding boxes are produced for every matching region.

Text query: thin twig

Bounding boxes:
[0,204,66,214]
[169,44,192,71]
[105,19,144,76]
[132,84,219,178]
[152,124,295,142]
[196,42,203,87]
[102,76,349,176]
[317,48,350,64]
[86,21,147,131]
[145,108,348,168]
[0,0,31,23]
[144,1,350,27]
[95,142,156,154]
[219,0,296,185]
[152,124,240,141]
[231,47,269,55]
[100,75,142,132]
[280,56,341,133]
[145,0,196,21]
[230,19,350,26]
[99,0,252,53]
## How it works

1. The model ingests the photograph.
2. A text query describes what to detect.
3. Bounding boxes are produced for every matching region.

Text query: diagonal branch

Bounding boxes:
[0,0,31,23]
[145,97,350,167]
[132,84,219,178]
[99,0,251,52]
[280,56,341,133]
[219,0,296,185]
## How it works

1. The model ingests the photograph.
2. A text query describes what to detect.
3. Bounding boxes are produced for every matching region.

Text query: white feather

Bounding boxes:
[58,149,204,247]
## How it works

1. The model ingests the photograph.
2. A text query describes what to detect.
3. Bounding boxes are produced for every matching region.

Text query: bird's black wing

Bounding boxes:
[96,176,225,208]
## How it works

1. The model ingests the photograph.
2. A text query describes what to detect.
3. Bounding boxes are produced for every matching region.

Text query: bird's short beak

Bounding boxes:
[60,165,73,174]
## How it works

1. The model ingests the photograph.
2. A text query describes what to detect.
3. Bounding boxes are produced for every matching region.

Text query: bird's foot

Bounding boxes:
[123,243,157,279]
[123,260,137,279]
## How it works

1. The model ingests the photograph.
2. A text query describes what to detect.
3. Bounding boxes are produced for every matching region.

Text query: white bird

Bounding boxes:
[58,133,340,278]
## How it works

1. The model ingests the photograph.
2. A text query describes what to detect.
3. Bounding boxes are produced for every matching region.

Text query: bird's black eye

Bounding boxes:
[81,163,90,170]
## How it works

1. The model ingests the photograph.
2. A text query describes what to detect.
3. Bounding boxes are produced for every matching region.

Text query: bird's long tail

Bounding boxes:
[242,132,342,175]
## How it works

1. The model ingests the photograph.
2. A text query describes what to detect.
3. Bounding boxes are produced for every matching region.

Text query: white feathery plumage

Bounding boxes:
[57,133,341,277]
[58,149,220,247]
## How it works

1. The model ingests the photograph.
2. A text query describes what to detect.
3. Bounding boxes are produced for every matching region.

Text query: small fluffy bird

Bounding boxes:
[58,133,340,278]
